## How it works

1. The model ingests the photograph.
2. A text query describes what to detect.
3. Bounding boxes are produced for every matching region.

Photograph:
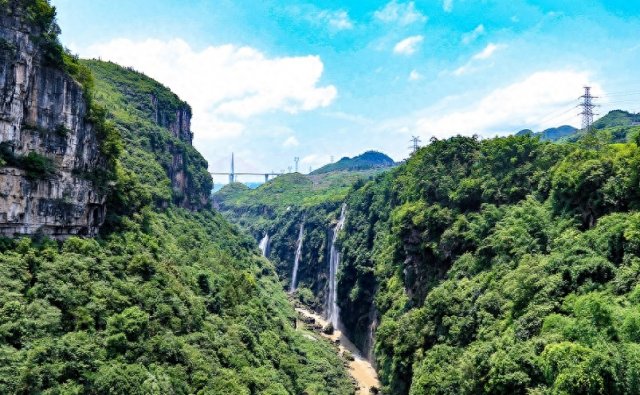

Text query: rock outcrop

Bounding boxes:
[151,97,199,209]
[0,2,107,237]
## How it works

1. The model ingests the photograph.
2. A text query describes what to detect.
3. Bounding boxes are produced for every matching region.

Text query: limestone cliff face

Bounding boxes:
[0,5,106,237]
[150,96,200,209]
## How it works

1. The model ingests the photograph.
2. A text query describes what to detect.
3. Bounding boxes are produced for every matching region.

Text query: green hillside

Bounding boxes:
[0,209,351,394]
[593,110,640,130]
[517,125,578,141]
[83,59,212,212]
[339,135,640,394]
[539,110,640,144]
[311,151,395,175]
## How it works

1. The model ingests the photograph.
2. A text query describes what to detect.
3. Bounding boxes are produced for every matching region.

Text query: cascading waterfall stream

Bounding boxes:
[327,204,347,328]
[258,233,270,257]
[289,222,305,293]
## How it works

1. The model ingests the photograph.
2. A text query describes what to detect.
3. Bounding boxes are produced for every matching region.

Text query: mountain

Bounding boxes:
[338,135,640,394]
[311,150,395,175]
[539,125,578,140]
[83,59,212,212]
[0,2,353,393]
[556,110,640,144]
[221,130,640,394]
[516,125,578,141]
[593,109,640,129]
[518,110,640,145]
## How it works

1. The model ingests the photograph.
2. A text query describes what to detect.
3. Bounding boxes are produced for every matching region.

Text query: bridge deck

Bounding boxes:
[210,172,283,176]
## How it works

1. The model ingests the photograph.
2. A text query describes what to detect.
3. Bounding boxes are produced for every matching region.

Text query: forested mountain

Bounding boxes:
[222,121,640,394]
[516,125,578,141]
[523,110,640,144]
[339,133,640,394]
[311,151,396,175]
[0,1,353,393]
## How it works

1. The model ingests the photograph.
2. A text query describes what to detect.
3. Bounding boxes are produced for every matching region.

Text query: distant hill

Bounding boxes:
[540,125,579,140]
[516,125,578,141]
[516,129,534,136]
[518,110,640,144]
[593,110,640,130]
[311,151,395,175]
[558,110,640,144]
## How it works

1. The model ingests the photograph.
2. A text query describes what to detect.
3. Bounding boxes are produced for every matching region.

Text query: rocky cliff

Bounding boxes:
[0,1,107,237]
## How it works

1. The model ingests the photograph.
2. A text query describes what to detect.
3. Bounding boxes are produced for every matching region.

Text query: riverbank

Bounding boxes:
[296,306,380,395]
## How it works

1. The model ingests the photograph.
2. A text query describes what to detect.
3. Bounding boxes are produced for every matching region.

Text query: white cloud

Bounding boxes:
[388,70,598,140]
[394,35,424,55]
[443,0,453,13]
[283,136,300,147]
[409,69,423,81]
[452,65,470,76]
[462,24,485,45]
[83,38,337,140]
[452,43,505,76]
[301,154,319,165]
[374,1,427,26]
[473,43,502,60]
[315,9,353,31]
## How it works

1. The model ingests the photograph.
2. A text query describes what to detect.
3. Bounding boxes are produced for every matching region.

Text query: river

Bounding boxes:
[296,306,380,394]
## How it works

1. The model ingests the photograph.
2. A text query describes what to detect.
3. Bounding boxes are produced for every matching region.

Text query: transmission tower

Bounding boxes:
[409,136,421,155]
[294,157,300,173]
[579,86,598,134]
[330,155,334,163]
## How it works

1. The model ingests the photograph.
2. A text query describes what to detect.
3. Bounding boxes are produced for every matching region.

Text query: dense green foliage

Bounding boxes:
[0,143,56,179]
[0,209,352,394]
[337,134,640,394]
[593,110,640,130]
[311,151,395,175]
[83,59,212,212]
[215,171,374,215]
[558,110,640,144]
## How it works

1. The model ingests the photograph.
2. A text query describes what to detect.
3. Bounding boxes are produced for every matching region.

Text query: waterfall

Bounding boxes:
[327,204,347,328]
[258,233,270,257]
[289,222,305,293]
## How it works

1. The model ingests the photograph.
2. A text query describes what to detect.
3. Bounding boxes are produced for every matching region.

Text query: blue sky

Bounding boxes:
[51,0,640,183]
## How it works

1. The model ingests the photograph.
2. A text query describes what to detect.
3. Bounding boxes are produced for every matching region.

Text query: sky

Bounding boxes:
[51,0,640,183]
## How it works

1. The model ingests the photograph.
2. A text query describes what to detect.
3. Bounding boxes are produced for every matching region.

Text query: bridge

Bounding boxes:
[210,153,283,183]
[210,172,283,183]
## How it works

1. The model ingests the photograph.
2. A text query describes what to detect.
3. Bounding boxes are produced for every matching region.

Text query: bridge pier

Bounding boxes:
[264,174,269,182]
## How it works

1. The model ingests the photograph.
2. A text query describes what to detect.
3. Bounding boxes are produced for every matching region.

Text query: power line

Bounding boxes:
[537,104,580,125]
[600,91,640,98]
